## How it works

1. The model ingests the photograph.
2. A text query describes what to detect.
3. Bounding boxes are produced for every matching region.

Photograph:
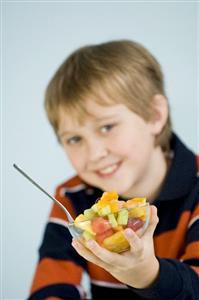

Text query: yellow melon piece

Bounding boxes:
[128,206,147,219]
[75,220,96,235]
[125,197,146,209]
[74,214,87,223]
[102,230,129,253]
[114,225,123,232]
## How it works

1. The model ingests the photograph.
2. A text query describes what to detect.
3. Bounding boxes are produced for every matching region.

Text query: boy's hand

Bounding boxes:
[72,205,159,289]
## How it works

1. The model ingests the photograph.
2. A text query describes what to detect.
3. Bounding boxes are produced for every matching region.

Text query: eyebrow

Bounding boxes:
[58,114,121,138]
[58,131,76,138]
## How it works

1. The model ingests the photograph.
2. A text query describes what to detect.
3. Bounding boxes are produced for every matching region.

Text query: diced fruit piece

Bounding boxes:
[102,231,129,253]
[109,200,120,213]
[83,208,97,219]
[74,214,87,223]
[114,225,123,231]
[91,203,99,213]
[128,206,146,219]
[100,191,118,202]
[75,220,96,235]
[98,205,111,216]
[82,230,95,241]
[74,191,149,253]
[91,217,112,234]
[127,217,144,231]
[96,228,114,244]
[125,197,146,209]
[97,192,118,209]
[117,208,128,225]
[108,213,118,228]
[139,214,147,222]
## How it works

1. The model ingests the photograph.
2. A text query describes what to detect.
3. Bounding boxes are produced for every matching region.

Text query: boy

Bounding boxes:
[28,40,199,299]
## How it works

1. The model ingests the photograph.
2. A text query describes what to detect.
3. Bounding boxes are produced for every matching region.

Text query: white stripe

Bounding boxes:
[76,284,87,299]
[188,216,199,229]
[60,184,86,195]
[91,279,128,289]
[48,219,90,298]
[49,217,69,228]
[81,272,91,299]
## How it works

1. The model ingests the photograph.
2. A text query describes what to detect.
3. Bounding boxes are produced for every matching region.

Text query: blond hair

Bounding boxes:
[45,40,172,152]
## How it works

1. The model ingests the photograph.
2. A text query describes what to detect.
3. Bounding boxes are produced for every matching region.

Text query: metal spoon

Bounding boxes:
[13,164,82,237]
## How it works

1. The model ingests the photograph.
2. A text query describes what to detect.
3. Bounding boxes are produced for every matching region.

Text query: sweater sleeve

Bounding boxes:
[27,186,88,300]
[129,258,199,300]
[129,203,199,300]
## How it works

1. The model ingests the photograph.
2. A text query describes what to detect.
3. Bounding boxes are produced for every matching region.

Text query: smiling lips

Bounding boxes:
[95,162,121,177]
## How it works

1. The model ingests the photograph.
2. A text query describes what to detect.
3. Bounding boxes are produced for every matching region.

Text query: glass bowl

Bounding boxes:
[69,202,150,253]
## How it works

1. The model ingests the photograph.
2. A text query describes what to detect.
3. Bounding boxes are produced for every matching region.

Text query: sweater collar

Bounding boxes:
[156,133,197,202]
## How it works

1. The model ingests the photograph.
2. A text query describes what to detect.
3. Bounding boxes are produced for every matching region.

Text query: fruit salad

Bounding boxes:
[73,191,150,253]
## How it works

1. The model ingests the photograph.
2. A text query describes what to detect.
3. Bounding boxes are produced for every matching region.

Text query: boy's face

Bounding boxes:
[58,101,162,198]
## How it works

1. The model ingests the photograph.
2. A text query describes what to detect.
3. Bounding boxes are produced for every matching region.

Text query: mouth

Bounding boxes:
[95,162,122,178]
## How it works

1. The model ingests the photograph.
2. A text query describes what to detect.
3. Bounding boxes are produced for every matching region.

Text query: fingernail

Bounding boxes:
[125,229,133,237]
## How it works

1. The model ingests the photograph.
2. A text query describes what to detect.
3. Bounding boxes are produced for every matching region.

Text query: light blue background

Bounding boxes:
[2,1,198,299]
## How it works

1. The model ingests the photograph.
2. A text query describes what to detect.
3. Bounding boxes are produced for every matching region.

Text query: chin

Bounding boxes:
[98,181,133,197]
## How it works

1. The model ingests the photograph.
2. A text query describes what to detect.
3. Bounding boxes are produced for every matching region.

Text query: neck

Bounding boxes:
[122,147,169,203]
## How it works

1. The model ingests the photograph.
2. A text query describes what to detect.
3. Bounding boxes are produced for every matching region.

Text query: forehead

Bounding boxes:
[58,101,128,133]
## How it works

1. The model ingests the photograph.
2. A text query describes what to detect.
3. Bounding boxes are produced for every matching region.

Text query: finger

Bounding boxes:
[72,239,110,270]
[124,228,143,256]
[85,239,124,266]
[143,205,159,238]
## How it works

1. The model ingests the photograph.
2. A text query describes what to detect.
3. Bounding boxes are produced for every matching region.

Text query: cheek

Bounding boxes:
[64,148,86,172]
[110,133,137,157]
[113,131,153,161]
[107,131,133,156]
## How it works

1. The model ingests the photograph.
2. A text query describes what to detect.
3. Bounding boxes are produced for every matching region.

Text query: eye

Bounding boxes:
[100,124,116,133]
[66,136,82,145]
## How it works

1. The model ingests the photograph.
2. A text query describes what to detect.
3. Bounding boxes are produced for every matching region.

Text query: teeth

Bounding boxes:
[99,164,118,175]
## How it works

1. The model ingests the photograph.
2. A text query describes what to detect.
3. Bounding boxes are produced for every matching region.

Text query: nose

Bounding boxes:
[86,138,108,162]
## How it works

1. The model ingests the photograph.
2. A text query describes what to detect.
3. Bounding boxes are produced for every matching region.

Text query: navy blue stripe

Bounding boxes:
[91,284,142,300]
[156,133,197,201]
[154,200,188,235]
[65,188,102,217]
[39,223,87,269]
[27,283,81,300]
[183,259,199,267]
[154,195,199,236]
[186,219,199,244]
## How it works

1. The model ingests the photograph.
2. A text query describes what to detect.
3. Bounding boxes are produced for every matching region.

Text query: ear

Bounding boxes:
[149,94,169,135]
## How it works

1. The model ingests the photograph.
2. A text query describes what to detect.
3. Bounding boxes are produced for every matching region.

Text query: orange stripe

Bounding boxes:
[49,192,77,221]
[30,259,83,294]
[48,177,85,221]
[190,265,199,275]
[154,211,191,258]
[58,176,84,189]
[196,155,199,172]
[88,262,120,283]
[49,200,76,221]
[181,241,199,261]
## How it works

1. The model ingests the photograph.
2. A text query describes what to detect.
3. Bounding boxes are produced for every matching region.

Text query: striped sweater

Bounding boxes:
[28,133,199,300]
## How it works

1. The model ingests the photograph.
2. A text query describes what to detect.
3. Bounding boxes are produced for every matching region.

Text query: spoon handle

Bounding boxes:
[13,163,74,223]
